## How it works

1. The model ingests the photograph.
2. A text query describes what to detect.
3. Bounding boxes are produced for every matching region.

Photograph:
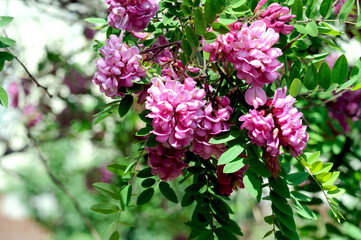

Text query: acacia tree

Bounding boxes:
[1,0,361,239]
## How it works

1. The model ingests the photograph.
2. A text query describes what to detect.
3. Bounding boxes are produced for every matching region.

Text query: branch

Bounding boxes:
[282,34,302,51]
[7,48,53,98]
[140,41,181,54]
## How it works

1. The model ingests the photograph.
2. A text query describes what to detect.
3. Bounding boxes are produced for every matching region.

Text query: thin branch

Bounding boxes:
[28,134,100,240]
[140,41,181,54]
[7,48,53,98]
[282,34,302,51]
[128,147,145,184]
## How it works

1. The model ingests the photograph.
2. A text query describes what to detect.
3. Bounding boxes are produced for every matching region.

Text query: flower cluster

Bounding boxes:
[190,96,234,159]
[145,77,205,148]
[146,144,188,181]
[203,21,283,87]
[327,89,361,131]
[258,3,296,35]
[240,87,308,177]
[105,0,159,32]
[217,163,248,196]
[92,34,146,98]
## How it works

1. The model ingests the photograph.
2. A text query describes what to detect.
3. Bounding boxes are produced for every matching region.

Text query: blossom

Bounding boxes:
[145,77,205,149]
[92,34,146,98]
[217,164,248,196]
[240,87,308,158]
[146,143,188,181]
[23,104,43,128]
[7,82,19,107]
[190,96,234,159]
[258,3,296,35]
[105,0,159,32]
[245,87,267,109]
[202,29,238,62]
[228,21,283,87]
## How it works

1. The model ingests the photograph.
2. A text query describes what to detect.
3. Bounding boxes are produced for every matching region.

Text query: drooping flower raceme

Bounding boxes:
[258,3,296,35]
[217,164,248,196]
[145,77,206,149]
[105,0,160,32]
[240,87,308,158]
[92,34,146,98]
[146,143,188,181]
[229,21,283,87]
[190,96,234,159]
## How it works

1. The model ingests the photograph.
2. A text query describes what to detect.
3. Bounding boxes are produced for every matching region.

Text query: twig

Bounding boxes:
[28,134,101,240]
[128,147,145,184]
[282,34,302,51]
[140,41,181,54]
[7,48,53,98]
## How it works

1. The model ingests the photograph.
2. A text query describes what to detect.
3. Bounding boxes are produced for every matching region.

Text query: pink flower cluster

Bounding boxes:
[105,0,159,32]
[258,3,296,35]
[92,34,146,98]
[145,77,205,148]
[190,96,233,159]
[217,164,248,196]
[240,87,308,158]
[327,89,361,131]
[203,21,283,87]
[146,144,188,181]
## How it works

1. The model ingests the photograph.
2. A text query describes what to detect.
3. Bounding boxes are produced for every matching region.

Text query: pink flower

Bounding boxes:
[146,143,188,181]
[145,77,205,149]
[228,21,283,87]
[105,0,159,32]
[190,96,234,159]
[258,3,296,35]
[254,0,268,13]
[217,164,248,196]
[7,82,19,107]
[92,34,146,98]
[240,87,308,158]
[23,104,43,128]
[245,87,267,109]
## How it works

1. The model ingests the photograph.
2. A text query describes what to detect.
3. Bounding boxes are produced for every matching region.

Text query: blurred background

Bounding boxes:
[0,0,361,239]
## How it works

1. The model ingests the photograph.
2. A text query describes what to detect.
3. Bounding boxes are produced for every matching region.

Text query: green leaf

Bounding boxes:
[323,171,340,185]
[220,219,243,236]
[264,215,273,225]
[223,157,246,173]
[194,8,207,35]
[338,0,355,21]
[218,144,244,165]
[211,199,230,221]
[107,163,127,175]
[185,26,200,48]
[185,183,206,195]
[135,127,153,136]
[212,22,230,34]
[204,0,217,24]
[145,134,160,148]
[141,178,156,188]
[332,54,348,84]
[273,206,297,232]
[291,191,312,202]
[137,188,154,205]
[137,167,153,178]
[198,230,213,240]
[318,62,332,89]
[90,203,119,214]
[306,0,318,18]
[306,151,320,164]
[215,227,238,240]
[343,222,361,239]
[247,153,272,177]
[269,177,290,198]
[0,87,9,108]
[320,0,333,18]
[243,170,261,198]
[218,13,237,26]
[350,57,361,81]
[323,185,337,191]
[0,37,16,48]
[293,201,317,220]
[181,38,193,57]
[316,162,333,173]
[292,0,303,20]
[180,4,192,16]
[0,16,14,27]
[263,230,273,239]
[159,182,178,203]
[287,172,309,185]
[181,193,194,207]
[119,185,132,211]
[306,21,318,37]
[304,64,318,90]
[289,78,302,97]
[93,183,120,200]
[84,18,107,24]
[315,172,332,182]
[310,161,323,173]
[270,192,293,216]
[203,32,218,44]
[209,127,241,144]
[109,231,120,240]
[118,95,133,118]
[328,188,345,197]
[319,22,342,35]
